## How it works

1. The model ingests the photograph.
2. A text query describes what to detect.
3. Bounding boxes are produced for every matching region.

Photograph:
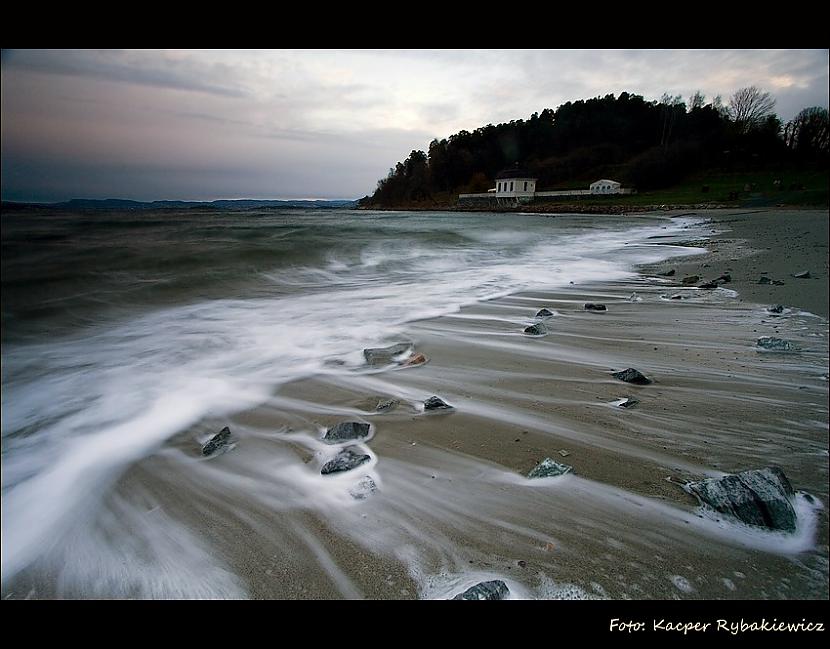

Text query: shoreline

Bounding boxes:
[646,208,828,319]
[358,203,828,215]
[3,209,828,600]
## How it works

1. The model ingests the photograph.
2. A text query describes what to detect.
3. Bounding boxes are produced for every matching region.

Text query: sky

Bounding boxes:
[2,49,828,203]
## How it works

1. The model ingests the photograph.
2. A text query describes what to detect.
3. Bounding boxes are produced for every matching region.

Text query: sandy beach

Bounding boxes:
[4,208,827,601]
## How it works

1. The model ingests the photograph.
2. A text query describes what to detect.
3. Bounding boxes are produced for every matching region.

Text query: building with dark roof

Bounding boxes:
[493,165,537,201]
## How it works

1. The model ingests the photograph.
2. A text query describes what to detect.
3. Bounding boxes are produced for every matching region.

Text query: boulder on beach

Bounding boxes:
[363,343,414,366]
[202,426,233,456]
[452,580,510,600]
[375,399,399,412]
[657,269,676,277]
[681,275,700,286]
[792,270,811,279]
[756,337,797,351]
[758,276,772,285]
[698,281,719,289]
[584,303,607,311]
[523,323,547,335]
[686,466,797,532]
[321,446,371,475]
[424,396,453,411]
[611,368,652,385]
[527,457,573,479]
[324,421,371,443]
[715,274,732,283]
[535,308,554,317]
[766,305,785,314]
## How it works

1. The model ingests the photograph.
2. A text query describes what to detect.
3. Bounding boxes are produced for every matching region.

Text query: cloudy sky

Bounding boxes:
[2,49,828,203]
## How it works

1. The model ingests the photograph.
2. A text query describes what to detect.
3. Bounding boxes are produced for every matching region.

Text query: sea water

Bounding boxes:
[2,208,825,599]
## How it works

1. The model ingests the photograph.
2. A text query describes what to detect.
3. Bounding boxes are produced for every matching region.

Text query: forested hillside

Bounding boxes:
[362,89,829,207]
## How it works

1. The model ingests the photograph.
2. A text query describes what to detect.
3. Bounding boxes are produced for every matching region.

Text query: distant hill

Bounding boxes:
[3,198,358,211]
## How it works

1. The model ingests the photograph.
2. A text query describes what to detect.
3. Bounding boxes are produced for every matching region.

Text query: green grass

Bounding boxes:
[575,169,829,207]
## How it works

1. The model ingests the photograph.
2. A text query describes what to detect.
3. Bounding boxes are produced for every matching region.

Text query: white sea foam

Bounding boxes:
[0,212,708,586]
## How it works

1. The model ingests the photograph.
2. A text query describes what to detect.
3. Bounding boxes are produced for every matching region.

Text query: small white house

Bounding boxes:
[590,179,621,195]
[495,166,537,198]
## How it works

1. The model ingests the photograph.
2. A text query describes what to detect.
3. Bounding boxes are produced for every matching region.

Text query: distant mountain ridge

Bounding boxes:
[4,198,358,210]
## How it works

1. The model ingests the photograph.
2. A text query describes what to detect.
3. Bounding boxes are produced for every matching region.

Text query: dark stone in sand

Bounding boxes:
[686,467,797,532]
[376,399,399,412]
[756,337,797,351]
[668,293,685,300]
[681,275,700,285]
[793,270,811,279]
[584,303,607,311]
[527,457,573,478]
[716,274,732,283]
[772,279,785,286]
[202,426,233,456]
[657,269,676,276]
[349,475,378,500]
[758,276,772,285]
[766,305,784,314]
[698,281,719,289]
[324,421,371,443]
[424,396,453,411]
[618,398,639,408]
[321,446,371,475]
[535,308,554,317]
[452,580,510,600]
[611,368,652,385]
[523,323,547,335]
[363,343,414,366]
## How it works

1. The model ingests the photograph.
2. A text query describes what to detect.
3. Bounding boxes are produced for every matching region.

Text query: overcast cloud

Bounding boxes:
[2,49,827,202]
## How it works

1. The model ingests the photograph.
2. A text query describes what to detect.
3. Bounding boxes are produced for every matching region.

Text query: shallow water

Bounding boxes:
[2,208,827,599]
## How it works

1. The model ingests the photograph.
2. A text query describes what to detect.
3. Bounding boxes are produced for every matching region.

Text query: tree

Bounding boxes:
[689,91,706,112]
[784,106,829,160]
[729,86,776,134]
[659,93,684,149]
[711,95,729,119]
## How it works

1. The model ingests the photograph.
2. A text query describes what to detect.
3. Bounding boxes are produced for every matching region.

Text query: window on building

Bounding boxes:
[524,181,528,191]
[497,183,501,192]
[510,182,514,191]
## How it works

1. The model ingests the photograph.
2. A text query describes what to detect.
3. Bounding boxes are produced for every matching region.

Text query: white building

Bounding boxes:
[589,179,621,194]
[458,172,632,205]
[495,166,537,199]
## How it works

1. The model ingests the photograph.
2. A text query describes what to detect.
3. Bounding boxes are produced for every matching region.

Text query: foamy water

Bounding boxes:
[3,208,826,598]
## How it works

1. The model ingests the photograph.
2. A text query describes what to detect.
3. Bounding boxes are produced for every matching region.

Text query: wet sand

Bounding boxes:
[5,209,827,600]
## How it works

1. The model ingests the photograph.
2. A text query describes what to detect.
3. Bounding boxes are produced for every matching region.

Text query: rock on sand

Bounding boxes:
[686,467,797,532]
[324,421,371,443]
[452,580,510,600]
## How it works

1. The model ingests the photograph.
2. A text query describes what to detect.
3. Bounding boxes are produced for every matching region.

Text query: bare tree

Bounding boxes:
[729,86,776,134]
[689,90,705,111]
[784,106,829,157]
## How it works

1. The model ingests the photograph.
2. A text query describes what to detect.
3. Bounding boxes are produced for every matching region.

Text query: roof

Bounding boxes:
[496,165,536,180]
[591,179,620,185]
